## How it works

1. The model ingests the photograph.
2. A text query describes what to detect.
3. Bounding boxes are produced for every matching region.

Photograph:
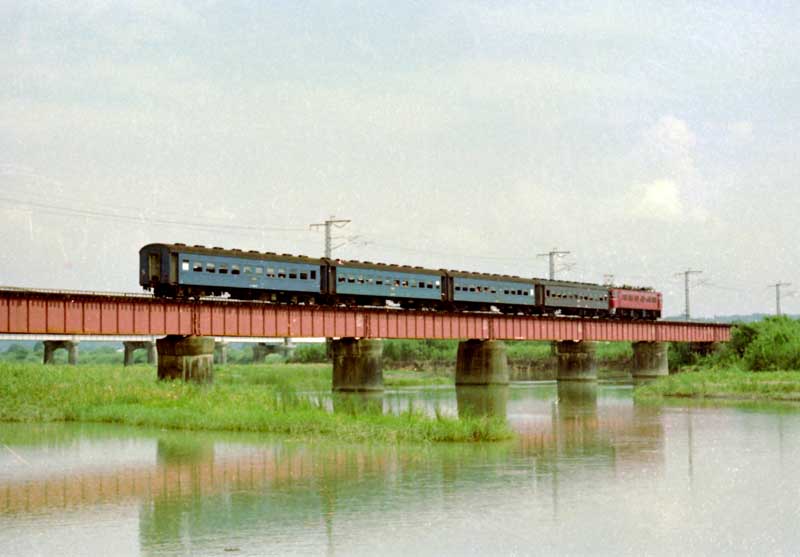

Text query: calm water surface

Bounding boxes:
[2,382,800,556]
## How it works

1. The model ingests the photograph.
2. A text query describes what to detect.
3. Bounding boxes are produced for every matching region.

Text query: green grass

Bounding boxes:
[635,365,800,402]
[0,362,511,443]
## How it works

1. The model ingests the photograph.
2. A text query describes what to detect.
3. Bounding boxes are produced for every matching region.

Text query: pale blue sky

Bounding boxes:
[2,1,799,316]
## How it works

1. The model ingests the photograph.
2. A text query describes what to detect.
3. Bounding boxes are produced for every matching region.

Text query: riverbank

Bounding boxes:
[635,366,800,402]
[0,363,511,443]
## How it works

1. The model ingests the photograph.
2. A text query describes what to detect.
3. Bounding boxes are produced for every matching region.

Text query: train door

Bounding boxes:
[148,253,160,283]
[169,253,178,283]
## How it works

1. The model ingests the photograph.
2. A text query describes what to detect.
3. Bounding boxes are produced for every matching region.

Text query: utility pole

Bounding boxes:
[769,282,792,316]
[310,216,351,258]
[675,269,702,320]
[537,248,571,280]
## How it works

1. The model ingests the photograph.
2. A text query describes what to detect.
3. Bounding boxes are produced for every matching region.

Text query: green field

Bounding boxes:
[635,366,800,402]
[0,362,510,443]
[636,317,800,402]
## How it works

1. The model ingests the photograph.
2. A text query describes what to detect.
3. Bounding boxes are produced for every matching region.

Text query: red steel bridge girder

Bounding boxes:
[0,290,731,343]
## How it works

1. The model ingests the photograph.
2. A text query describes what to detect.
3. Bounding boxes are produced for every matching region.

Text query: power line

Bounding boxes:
[309,216,351,258]
[359,239,539,263]
[0,196,309,234]
[675,269,702,320]
[537,248,571,280]
[768,282,792,316]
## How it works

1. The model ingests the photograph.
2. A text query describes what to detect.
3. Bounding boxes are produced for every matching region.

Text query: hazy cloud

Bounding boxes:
[1,2,799,316]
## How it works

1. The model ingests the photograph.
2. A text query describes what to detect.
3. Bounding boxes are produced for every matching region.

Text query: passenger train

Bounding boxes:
[139,243,662,319]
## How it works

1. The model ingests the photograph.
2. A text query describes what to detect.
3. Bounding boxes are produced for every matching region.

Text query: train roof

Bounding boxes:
[332,258,443,275]
[141,243,323,265]
[609,285,657,292]
[533,278,611,290]
[446,269,532,283]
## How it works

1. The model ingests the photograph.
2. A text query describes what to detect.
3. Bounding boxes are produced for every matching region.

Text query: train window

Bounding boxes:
[402,280,409,287]
[193,262,202,272]
[243,266,252,274]
[348,276,355,283]
[338,276,346,283]
[419,281,426,288]
[546,290,551,296]
[219,265,228,274]
[289,272,297,279]
[278,269,286,279]
[182,260,190,271]
[469,287,476,292]
[255,266,263,274]
[435,281,440,287]
[490,288,496,294]
[300,272,308,280]
[357,275,364,284]
[231,265,240,275]
[206,262,216,273]
[376,279,383,285]
[530,289,534,296]
[427,283,433,288]
[310,270,317,280]
[455,286,461,291]
[266,268,275,278]
[503,290,508,295]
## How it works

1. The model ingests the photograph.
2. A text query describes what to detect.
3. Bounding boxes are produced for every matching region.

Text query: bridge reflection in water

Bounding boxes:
[0,386,668,553]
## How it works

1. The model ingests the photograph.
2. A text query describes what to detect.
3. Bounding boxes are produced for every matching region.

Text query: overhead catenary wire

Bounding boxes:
[0,196,310,234]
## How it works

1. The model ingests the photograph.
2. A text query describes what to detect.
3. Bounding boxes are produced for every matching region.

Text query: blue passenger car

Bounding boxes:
[447,271,535,310]
[139,243,323,300]
[331,260,443,306]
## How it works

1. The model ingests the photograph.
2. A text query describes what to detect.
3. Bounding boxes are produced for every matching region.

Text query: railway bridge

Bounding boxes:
[0,288,731,390]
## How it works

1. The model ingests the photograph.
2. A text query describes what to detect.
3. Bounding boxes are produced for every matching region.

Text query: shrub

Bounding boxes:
[741,317,800,371]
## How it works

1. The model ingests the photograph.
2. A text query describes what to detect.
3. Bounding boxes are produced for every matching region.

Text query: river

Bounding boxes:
[1,382,799,556]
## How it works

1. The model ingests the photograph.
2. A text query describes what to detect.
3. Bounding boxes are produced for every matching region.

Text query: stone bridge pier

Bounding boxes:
[330,338,384,392]
[631,341,669,379]
[156,335,214,383]
[43,340,79,365]
[123,341,156,366]
[214,341,228,365]
[252,339,295,363]
[556,340,598,381]
[455,340,509,386]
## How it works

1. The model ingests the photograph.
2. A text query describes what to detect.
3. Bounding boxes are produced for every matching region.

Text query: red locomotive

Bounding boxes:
[609,288,662,320]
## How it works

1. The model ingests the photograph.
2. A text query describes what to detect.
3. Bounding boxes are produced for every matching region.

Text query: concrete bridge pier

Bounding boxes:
[252,342,283,363]
[455,340,509,385]
[43,340,79,365]
[214,341,228,365]
[281,338,296,360]
[156,335,214,383]
[123,341,156,366]
[556,340,598,382]
[631,341,669,380]
[252,339,294,363]
[331,337,384,392]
